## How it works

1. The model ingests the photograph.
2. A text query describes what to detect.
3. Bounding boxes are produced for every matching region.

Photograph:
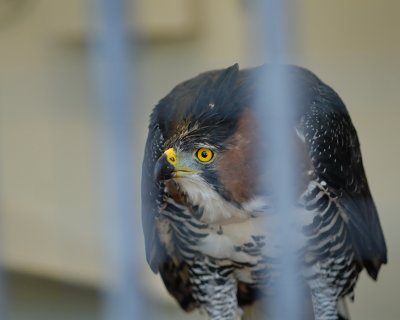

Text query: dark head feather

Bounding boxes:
[154,64,251,150]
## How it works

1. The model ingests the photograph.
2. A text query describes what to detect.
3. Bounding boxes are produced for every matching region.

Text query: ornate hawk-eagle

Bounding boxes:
[141,64,387,320]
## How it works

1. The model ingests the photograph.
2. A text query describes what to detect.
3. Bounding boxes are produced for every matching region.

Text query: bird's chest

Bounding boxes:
[158,178,356,290]
[156,186,276,286]
[158,213,270,290]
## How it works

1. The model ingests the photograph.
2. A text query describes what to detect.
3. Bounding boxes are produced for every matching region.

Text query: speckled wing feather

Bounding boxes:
[298,72,387,279]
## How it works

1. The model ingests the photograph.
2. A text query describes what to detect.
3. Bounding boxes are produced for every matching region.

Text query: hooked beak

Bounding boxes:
[153,148,199,181]
[153,152,176,181]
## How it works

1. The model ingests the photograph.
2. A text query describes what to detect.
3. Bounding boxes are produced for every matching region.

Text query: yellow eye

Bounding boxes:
[196,148,214,163]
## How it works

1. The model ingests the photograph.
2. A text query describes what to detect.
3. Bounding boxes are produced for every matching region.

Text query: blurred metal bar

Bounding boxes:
[252,0,303,319]
[0,183,8,319]
[0,254,8,319]
[88,1,143,320]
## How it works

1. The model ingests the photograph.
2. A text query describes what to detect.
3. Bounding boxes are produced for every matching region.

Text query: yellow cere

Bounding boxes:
[196,148,214,163]
[165,148,177,165]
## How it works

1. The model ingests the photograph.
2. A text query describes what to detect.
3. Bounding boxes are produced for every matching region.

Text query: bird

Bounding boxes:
[141,64,387,320]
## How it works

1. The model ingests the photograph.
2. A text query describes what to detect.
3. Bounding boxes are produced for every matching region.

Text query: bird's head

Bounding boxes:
[151,64,262,213]
[149,63,308,222]
[152,112,259,218]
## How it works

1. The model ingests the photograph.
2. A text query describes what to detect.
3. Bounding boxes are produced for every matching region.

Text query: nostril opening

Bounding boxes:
[170,157,175,162]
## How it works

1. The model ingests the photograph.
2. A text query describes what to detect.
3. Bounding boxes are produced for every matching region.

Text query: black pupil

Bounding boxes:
[201,151,208,158]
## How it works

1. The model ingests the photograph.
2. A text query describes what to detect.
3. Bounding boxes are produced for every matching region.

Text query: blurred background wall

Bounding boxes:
[0,0,398,319]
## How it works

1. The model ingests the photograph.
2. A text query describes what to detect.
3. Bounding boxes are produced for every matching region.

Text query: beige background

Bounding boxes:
[0,0,398,319]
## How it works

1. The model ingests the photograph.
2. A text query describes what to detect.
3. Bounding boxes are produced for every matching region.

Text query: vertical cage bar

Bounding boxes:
[0,175,8,319]
[0,250,8,319]
[253,0,302,319]
[88,0,143,319]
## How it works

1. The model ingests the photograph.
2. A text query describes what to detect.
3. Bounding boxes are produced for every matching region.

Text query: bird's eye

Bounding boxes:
[195,148,214,163]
